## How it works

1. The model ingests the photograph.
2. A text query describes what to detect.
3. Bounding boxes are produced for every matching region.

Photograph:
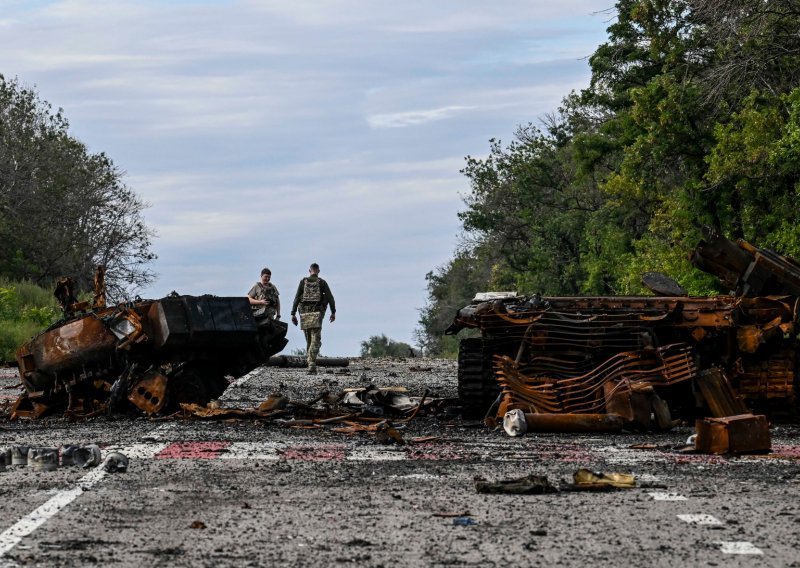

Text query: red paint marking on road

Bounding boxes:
[155,441,230,459]
[408,444,462,461]
[282,444,346,461]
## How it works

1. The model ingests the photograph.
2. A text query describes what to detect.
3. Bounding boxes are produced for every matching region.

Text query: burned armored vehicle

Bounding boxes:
[11,272,288,419]
[448,232,800,425]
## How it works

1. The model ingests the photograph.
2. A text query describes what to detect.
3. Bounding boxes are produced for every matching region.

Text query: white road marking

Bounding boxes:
[225,369,259,390]
[637,474,662,483]
[0,464,109,556]
[717,541,763,555]
[648,492,688,501]
[220,442,283,460]
[346,448,406,461]
[389,473,443,480]
[0,444,162,559]
[677,514,722,525]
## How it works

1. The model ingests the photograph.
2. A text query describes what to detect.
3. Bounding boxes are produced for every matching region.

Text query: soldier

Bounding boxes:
[248,267,280,322]
[291,263,336,374]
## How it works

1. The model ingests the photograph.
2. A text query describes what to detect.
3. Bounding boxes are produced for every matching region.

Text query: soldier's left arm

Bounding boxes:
[322,279,335,321]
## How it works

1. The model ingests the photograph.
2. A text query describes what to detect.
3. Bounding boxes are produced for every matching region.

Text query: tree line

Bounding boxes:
[417,0,800,357]
[0,75,156,300]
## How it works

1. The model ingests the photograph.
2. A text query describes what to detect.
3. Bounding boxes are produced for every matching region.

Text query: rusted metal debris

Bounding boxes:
[475,470,637,494]
[11,268,289,419]
[177,386,438,425]
[503,410,624,436]
[267,355,350,368]
[449,231,800,430]
[695,414,771,455]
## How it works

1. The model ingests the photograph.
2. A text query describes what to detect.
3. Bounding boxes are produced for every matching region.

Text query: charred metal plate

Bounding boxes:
[642,272,687,297]
[18,315,117,375]
[128,371,169,415]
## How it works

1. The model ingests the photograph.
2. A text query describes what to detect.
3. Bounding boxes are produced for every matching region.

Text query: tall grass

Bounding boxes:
[0,278,60,362]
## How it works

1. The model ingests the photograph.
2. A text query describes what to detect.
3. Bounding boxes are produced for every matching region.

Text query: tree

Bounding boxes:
[0,75,156,299]
[360,334,414,358]
[419,0,800,354]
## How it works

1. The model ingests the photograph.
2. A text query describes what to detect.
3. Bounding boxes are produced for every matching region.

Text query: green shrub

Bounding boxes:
[0,278,61,362]
[0,319,45,362]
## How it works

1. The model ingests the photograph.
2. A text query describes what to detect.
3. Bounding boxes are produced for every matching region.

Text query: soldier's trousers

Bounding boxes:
[304,327,322,367]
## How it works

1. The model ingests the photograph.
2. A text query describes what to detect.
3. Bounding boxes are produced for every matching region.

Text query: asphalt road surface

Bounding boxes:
[1,359,799,567]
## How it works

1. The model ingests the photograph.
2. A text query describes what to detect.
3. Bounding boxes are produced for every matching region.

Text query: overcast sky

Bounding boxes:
[1,0,612,355]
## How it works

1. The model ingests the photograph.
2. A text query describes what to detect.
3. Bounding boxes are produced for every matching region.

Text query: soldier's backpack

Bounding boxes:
[301,278,322,303]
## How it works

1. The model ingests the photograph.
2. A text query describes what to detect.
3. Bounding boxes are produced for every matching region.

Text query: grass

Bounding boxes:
[0,277,60,362]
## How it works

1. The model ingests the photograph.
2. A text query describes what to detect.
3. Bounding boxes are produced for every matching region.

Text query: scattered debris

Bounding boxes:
[375,421,405,445]
[695,414,771,455]
[11,446,29,465]
[571,469,636,489]
[503,410,624,437]
[103,451,129,473]
[73,444,103,468]
[267,356,349,368]
[189,521,206,529]
[28,448,59,471]
[452,516,478,526]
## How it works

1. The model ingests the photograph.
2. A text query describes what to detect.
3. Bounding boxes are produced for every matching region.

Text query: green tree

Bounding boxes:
[419,0,800,353]
[0,75,156,299]
[360,334,414,358]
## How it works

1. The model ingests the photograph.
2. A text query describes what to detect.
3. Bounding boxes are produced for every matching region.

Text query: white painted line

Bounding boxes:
[225,369,259,389]
[648,492,687,501]
[0,467,107,556]
[346,448,406,461]
[104,443,169,458]
[717,541,763,555]
[220,442,283,461]
[0,443,163,559]
[389,473,443,480]
[677,514,722,525]
[140,423,178,442]
[637,473,662,483]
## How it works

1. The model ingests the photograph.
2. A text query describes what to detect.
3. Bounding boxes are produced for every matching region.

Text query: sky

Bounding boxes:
[0,0,613,355]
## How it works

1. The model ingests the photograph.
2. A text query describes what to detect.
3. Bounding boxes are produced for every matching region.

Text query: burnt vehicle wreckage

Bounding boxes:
[448,231,800,437]
[10,268,289,419]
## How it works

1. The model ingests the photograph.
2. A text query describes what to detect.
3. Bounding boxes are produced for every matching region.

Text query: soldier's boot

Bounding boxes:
[307,365,317,375]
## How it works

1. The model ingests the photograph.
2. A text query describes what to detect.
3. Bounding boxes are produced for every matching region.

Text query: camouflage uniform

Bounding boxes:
[291,275,335,370]
[248,282,280,321]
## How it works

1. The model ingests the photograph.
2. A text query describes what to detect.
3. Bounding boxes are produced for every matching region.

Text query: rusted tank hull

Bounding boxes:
[17,316,117,392]
[13,294,288,418]
[450,234,800,423]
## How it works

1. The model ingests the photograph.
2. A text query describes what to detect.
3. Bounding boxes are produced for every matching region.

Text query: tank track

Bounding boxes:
[457,337,501,419]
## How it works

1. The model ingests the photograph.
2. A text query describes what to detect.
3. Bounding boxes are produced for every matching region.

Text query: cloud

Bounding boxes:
[367,105,477,128]
[0,0,614,353]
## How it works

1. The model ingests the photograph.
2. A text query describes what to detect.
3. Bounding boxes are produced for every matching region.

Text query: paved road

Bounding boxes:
[1,360,799,567]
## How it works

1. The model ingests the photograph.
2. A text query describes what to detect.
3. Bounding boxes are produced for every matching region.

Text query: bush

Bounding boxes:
[0,278,60,362]
[0,319,45,362]
[360,334,415,358]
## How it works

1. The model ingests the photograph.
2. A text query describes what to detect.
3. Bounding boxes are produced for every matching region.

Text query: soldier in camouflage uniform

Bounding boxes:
[291,263,336,374]
[248,268,281,322]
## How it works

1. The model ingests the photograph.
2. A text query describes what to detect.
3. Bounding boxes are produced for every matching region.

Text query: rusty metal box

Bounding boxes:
[695,414,771,454]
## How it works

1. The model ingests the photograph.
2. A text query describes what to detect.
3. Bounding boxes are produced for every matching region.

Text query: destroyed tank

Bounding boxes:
[12,272,288,419]
[448,231,800,423]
